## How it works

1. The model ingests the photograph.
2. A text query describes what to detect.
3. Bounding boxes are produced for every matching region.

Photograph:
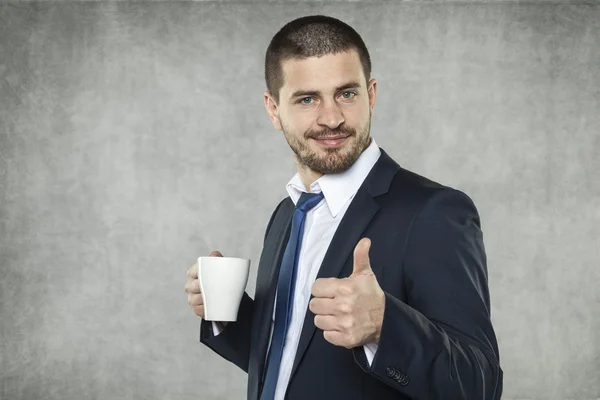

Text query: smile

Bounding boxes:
[312,136,349,147]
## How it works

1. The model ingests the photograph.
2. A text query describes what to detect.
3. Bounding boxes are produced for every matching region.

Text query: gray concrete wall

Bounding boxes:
[1,1,598,399]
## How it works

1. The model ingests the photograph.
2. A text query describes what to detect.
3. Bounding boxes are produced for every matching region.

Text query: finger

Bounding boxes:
[184,279,201,294]
[188,293,204,307]
[351,237,372,276]
[314,314,340,331]
[187,263,198,279]
[309,297,336,315]
[311,277,341,298]
[192,304,205,317]
[208,250,223,257]
[323,330,349,348]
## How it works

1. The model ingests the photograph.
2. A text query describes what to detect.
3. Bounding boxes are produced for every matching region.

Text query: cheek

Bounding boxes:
[343,102,370,119]
[360,101,372,117]
[286,115,313,134]
[344,113,369,131]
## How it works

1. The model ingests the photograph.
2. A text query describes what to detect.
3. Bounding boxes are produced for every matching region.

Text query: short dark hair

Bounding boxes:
[264,15,372,105]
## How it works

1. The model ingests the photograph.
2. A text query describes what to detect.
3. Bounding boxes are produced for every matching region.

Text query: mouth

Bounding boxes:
[312,135,350,147]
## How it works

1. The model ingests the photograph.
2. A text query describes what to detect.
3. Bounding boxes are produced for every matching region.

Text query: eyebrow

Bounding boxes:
[289,81,362,100]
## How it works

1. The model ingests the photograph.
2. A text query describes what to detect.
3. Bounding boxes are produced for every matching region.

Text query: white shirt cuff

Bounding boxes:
[211,321,224,336]
[363,341,378,367]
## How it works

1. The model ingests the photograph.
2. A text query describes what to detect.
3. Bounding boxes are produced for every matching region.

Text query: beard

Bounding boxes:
[281,118,372,175]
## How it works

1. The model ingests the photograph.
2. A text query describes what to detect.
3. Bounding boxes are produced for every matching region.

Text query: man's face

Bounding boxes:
[265,50,377,174]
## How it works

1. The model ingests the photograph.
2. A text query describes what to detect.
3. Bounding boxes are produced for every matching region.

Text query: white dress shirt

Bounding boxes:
[211,137,382,399]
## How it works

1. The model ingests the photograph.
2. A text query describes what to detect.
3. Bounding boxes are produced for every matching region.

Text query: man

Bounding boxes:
[184,15,503,400]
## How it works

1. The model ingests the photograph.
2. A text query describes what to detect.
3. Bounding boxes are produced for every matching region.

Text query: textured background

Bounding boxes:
[1,1,599,400]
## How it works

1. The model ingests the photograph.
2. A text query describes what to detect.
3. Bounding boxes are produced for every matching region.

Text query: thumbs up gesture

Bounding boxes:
[309,238,386,349]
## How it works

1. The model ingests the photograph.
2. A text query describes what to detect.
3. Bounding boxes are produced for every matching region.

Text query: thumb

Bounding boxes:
[208,250,223,257]
[351,238,372,276]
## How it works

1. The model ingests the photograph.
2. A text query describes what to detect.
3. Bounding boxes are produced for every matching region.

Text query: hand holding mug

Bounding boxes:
[185,250,223,319]
[185,250,251,323]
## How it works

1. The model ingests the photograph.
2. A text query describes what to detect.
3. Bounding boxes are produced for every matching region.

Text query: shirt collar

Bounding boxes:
[285,137,381,218]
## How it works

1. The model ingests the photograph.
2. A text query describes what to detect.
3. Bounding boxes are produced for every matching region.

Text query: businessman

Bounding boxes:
[185,14,503,400]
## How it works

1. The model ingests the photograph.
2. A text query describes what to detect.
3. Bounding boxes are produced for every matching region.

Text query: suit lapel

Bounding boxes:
[254,148,400,398]
[287,147,400,388]
[287,187,379,383]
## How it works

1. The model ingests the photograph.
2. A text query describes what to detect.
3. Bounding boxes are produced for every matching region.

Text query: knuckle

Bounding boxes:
[187,264,197,278]
[339,284,354,296]
[186,280,199,294]
[189,294,201,306]
[342,318,353,330]
[338,302,352,314]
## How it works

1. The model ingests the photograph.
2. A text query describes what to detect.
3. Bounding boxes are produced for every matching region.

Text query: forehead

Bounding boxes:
[280,50,365,95]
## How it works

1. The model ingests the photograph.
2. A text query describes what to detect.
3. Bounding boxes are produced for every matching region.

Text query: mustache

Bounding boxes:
[307,127,355,139]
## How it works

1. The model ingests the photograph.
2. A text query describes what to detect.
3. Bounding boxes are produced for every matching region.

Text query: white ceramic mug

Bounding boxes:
[197,256,251,321]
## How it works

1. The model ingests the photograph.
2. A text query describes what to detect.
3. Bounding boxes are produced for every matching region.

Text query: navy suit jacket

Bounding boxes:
[199,147,503,400]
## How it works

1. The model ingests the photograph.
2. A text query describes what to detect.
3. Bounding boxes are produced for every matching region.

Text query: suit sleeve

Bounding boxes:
[353,188,503,399]
[198,199,284,373]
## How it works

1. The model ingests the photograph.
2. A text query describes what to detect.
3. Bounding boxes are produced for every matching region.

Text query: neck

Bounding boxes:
[294,136,373,192]
[295,158,323,193]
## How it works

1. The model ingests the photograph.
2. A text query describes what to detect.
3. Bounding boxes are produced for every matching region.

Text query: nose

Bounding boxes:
[316,99,345,130]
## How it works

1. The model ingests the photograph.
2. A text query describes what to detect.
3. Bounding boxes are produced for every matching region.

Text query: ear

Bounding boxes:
[367,78,377,117]
[264,91,282,131]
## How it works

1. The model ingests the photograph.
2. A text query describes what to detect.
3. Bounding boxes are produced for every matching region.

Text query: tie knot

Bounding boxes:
[296,191,324,213]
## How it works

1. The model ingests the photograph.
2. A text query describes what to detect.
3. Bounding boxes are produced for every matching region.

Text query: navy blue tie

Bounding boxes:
[260,191,325,400]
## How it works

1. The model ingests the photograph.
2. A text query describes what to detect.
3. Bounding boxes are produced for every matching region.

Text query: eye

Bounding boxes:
[340,91,356,99]
[299,97,313,104]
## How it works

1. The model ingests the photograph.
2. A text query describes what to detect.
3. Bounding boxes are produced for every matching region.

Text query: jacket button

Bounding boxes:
[386,367,396,377]
[397,374,410,386]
